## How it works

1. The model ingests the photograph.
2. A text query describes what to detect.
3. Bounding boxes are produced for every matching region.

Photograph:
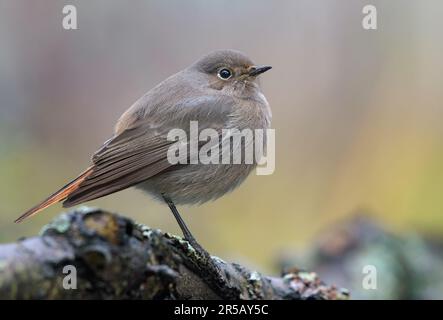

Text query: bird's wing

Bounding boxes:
[62,126,177,206]
[63,94,234,207]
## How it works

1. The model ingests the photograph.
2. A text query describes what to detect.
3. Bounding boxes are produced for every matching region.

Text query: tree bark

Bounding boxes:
[0,207,349,299]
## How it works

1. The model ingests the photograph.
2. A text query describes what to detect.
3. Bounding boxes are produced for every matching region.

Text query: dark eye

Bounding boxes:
[218,68,232,80]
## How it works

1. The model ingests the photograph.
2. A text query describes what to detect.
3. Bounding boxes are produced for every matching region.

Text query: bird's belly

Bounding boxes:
[136,163,255,205]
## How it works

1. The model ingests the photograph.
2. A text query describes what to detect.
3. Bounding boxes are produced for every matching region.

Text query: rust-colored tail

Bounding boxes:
[14,167,93,223]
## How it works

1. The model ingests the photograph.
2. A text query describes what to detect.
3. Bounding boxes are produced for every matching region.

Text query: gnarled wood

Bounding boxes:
[0,207,349,300]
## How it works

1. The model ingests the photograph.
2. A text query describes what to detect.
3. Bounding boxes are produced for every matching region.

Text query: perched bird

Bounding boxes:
[15,49,272,251]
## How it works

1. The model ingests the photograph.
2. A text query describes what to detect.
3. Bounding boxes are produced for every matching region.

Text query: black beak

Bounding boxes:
[249,65,272,76]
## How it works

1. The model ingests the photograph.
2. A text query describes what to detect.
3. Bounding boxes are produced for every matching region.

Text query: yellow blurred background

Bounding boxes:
[1,0,442,273]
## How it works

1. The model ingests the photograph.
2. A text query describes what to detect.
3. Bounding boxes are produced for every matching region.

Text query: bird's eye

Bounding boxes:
[217,68,232,80]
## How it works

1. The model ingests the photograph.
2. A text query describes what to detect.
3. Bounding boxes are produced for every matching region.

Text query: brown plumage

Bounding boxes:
[15,50,272,232]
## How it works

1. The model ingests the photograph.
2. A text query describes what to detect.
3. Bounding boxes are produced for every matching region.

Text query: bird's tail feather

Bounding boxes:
[14,167,93,223]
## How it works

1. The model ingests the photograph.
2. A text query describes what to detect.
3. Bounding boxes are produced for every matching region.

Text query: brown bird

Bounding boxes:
[15,49,272,252]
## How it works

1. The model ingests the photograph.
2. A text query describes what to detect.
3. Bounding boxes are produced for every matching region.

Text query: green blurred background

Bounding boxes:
[1,0,442,276]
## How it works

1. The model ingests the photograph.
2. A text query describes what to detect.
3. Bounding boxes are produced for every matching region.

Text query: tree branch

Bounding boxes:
[0,207,349,299]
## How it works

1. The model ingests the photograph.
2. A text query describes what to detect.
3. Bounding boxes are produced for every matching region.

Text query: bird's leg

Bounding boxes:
[162,194,235,296]
[162,194,208,257]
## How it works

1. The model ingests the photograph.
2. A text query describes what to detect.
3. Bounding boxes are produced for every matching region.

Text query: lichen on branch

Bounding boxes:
[0,207,349,300]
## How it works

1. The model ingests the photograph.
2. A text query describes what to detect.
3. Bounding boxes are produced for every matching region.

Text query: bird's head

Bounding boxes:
[190,49,271,96]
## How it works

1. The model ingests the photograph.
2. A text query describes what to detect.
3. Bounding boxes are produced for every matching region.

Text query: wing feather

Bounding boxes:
[64,94,234,206]
[63,128,178,206]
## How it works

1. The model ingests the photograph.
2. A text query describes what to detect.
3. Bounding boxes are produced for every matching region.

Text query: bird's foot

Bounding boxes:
[184,236,227,287]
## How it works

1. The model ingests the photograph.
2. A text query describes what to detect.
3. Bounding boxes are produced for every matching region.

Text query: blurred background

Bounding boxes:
[1,0,443,298]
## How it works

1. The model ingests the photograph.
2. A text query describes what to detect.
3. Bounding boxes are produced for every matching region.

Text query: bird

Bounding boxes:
[15,49,272,253]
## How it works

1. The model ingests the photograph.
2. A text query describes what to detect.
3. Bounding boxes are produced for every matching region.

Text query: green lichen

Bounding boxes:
[298,271,317,283]
[39,213,71,235]
[212,256,226,264]
[164,232,197,256]
[134,222,155,239]
[336,288,351,300]
[76,206,99,214]
[248,271,261,282]
[246,271,263,299]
